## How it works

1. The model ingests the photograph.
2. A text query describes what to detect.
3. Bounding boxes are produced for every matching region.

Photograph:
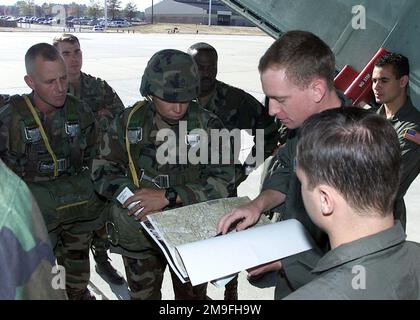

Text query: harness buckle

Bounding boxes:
[127,127,143,144]
[65,121,80,137]
[24,126,41,143]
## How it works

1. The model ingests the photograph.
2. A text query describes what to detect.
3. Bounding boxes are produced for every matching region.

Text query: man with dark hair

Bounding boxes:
[0,43,103,300]
[187,42,279,174]
[372,52,420,229]
[285,107,420,299]
[53,33,125,285]
[188,42,279,299]
[218,30,346,299]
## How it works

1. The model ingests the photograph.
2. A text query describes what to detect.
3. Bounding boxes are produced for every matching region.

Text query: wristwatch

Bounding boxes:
[165,187,178,208]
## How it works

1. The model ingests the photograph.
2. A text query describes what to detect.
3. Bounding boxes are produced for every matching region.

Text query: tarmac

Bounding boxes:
[0,30,418,300]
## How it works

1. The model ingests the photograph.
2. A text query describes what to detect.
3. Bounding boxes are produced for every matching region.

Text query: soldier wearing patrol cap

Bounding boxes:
[92,49,236,300]
[0,43,103,300]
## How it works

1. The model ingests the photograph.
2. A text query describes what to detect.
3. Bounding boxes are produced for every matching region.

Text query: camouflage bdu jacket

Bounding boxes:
[69,72,125,119]
[0,160,67,300]
[92,100,237,207]
[199,80,279,158]
[0,93,102,234]
[0,94,10,108]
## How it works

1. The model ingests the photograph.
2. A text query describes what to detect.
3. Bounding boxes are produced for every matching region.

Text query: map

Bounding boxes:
[148,196,269,247]
[141,197,313,286]
[141,197,270,282]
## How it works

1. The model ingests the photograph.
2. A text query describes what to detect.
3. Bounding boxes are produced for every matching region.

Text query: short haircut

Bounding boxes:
[375,53,410,79]
[53,33,80,47]
[259,30,335,90]
[297,107,400,216]
[25,43,63,75]
[187,42,218,59]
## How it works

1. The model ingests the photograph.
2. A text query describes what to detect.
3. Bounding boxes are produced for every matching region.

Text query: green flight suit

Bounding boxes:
[284,222,420,299]
[377,98,420,229]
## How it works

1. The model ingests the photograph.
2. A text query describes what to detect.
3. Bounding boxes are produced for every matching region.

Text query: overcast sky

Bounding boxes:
[1,1,163,12]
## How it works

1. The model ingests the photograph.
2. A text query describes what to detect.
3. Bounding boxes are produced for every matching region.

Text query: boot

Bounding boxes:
[81,289,97,300]
[68,288,96,300]
[224,275,238,300]
[95,260,124,285]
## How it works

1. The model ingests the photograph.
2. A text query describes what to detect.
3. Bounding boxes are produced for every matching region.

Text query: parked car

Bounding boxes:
[109,20,131,28]
[92,24,104,32]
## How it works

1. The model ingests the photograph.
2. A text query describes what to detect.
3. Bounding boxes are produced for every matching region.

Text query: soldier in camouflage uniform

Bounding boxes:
[187,42,280,173]
[53,33,125,285]
[0,159,67,300]
[187,42,280,300]
[0,43,104,300]
[92,49,236,300]
[1,94,10,108]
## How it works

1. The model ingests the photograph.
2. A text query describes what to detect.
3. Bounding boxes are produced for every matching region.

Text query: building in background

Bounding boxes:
[144,0,254,26]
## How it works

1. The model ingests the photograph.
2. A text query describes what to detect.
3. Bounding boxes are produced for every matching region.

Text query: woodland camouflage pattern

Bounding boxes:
[0,159,67,300]
[0,93,103,300]
[140,49,201,102]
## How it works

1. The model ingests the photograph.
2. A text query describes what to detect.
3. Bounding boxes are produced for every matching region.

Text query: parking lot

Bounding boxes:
[1,31,419,300]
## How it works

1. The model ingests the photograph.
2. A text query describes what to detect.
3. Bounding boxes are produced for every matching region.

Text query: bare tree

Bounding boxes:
[16,0,34,16]
[87,0,103,19]
[107,0,122,20]
[124,2,137,22]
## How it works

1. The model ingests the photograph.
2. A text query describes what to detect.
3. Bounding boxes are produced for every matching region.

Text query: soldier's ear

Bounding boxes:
[309,78,327,104]
[400,75,409,89]
[318,184,334,217]
[24,75,35,90]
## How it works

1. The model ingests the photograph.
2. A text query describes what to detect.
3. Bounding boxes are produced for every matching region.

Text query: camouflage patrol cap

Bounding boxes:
[140,49,200,102]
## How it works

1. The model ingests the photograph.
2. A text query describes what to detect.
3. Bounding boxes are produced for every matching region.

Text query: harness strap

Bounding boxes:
[23,95,59,177]
[125,101,146,187]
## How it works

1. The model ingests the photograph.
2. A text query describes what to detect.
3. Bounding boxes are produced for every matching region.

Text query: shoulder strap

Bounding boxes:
[22,95,59,177]
[10,94,37,127]
[126,100,146,187]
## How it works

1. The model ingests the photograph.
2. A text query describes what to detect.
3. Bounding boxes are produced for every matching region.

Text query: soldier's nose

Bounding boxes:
[174,104,182,113]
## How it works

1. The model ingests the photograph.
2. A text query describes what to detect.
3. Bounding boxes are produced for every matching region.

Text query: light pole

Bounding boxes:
[151,0,154,24]
[208,0,212,26]
[104,0,107,30]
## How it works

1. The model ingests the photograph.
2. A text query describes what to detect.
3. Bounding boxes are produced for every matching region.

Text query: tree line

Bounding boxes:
[1,1,142,21]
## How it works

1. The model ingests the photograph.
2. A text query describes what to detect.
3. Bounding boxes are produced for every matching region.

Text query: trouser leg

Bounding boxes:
[170,268,208,300]
[91,225,109,264]
[274,271,293,300]
[224,274,238,300]
[59,227,92,300]
[92,225,124,285]
[122,252,166,300]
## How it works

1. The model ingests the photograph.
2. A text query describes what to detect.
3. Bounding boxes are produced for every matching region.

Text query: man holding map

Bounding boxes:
[92,49,236,300]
